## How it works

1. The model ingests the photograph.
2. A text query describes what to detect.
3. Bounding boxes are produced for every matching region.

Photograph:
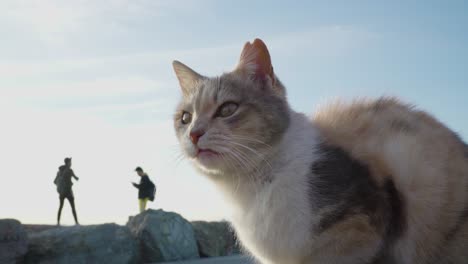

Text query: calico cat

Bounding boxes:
[172,38,468,264]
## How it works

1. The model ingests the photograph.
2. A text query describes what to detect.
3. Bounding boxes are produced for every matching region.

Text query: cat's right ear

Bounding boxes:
[233,38,286,98]
[235,38,275,86]
[172,60,203,96]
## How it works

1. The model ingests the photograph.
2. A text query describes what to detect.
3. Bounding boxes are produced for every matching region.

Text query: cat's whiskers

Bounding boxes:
[212,135,272,178]
[169,145,184,157]
[223,144,265,196]
[229,134,273,149]
[232,147,267,208]
[206,142,251,174]
[175,154,186,166]
[219,152,242,196]
[213,144,250,194]
[172,152,186,168]
[225,135,275,169]
[213,138,258,172]
[168,145,187,168]
[224,145,255,173]
[218,136,274,173]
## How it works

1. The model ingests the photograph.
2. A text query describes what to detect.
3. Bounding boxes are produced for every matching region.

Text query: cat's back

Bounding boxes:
[312,97,468,263]
[312,97,467,186]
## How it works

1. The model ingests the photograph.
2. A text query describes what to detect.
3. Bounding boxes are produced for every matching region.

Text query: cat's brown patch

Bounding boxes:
[313,97,468,262]
[308,214,382,261]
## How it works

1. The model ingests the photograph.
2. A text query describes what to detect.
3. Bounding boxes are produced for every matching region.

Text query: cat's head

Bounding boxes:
[173,39,290,177]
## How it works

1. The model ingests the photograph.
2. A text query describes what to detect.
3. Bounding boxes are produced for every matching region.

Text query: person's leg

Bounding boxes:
[57,196,65,226]
[143,198,148,211]
[139,198,148,213]
[139,199,144,213]
[67,196,79,225]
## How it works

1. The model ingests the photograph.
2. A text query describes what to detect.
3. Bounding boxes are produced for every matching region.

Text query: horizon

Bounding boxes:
[1,0,467,225]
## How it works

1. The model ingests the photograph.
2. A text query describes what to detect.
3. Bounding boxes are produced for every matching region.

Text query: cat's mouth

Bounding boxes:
[196,148,220,158]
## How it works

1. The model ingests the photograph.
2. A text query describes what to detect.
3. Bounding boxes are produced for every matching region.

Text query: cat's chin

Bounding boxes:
[191,149,224,172]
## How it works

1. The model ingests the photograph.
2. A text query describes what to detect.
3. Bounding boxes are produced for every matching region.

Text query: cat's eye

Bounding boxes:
[217,102,238,118]
[181,112,192,124]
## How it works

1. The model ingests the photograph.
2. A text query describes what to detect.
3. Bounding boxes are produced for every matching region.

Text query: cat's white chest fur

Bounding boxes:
[228,112,322,264]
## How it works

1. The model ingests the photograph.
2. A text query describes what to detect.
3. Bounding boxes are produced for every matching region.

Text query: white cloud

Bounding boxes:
[0,0,212,46]
[4,76,162,98]
[0,25,375,81]
[1,0,94,44]
[2,1,135,43]
[0,45,234,79]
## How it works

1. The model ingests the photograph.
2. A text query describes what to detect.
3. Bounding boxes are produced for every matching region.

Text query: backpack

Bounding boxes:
[148,180,156,202]
[53,167,69,194]
[54,169,62,186]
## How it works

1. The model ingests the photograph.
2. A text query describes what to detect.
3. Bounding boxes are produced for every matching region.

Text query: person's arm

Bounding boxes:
[71,170,79,180]
[132,182,140,189]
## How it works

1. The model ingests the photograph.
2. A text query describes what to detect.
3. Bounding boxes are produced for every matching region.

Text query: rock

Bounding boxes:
[24,225,60,234]
[24,223,139,264]
[191,221,241,257]
[127,209,199,263]
[0,219,28,264]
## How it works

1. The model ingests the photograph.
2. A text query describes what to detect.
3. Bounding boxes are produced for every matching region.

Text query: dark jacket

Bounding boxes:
[54,165,76,196]
[134,175,155,199]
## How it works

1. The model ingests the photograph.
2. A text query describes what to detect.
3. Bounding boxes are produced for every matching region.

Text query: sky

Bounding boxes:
[0,0,467,225]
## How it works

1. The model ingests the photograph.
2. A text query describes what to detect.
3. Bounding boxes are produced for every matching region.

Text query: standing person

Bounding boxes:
[132,167,156,213]
[54,157,79,226]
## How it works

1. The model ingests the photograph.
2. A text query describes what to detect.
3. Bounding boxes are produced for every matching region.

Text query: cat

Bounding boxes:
[172,38,468,264]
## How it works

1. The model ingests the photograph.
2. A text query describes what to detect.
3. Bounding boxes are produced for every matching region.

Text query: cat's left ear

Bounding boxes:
[235,38,276,87]
[173,60,204,96]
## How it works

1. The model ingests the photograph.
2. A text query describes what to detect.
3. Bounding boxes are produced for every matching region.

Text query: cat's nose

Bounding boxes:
[190,130,205,145]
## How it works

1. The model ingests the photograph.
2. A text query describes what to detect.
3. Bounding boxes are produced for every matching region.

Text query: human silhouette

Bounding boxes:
[54,157,79,225]
[132,167,156,213]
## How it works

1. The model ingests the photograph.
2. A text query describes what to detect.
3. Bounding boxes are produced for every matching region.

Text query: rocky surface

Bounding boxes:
[2,210,243,263]
[24,223,139,264]
[0,219,28,264]
[127,209,200,263]
[191,221,241,257]
[163,255,253,264]
[23,224,60,234]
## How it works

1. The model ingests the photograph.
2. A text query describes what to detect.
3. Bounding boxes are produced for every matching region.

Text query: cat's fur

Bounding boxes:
[172,39,468,264]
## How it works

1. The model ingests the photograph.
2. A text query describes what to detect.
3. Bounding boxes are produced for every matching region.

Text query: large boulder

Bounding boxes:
[191,221,241,257]
[24,223,139,264]
[24,225,60,234]
[0,219,28,264]
[127,209,199,263]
